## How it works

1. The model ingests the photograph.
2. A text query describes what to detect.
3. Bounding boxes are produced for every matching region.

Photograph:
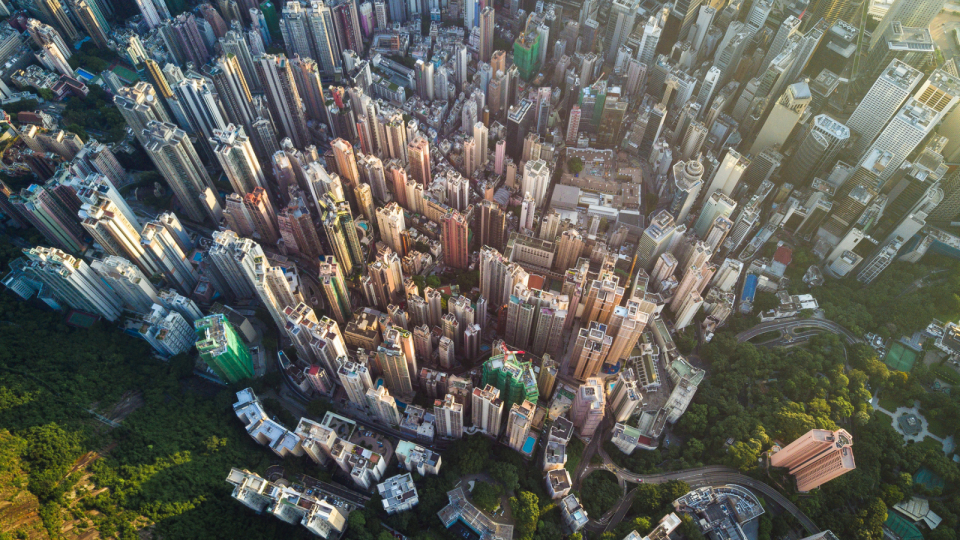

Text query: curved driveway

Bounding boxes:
[736,317,862,345]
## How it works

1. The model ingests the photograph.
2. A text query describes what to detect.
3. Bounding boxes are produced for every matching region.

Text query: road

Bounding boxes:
[736,316,862,345]
[576,421,821,536]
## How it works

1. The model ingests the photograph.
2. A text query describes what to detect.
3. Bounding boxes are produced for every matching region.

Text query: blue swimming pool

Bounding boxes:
[75,68,95,81]
[521,435,536,454]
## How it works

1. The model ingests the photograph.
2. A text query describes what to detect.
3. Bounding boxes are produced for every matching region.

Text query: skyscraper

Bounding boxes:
[670,159,704,224]
[571,322,612,380]
[847,60,923,158]
[571,377,605,437]
[140,220,200,295]
[750,81,811,155]
[195,313,254,383]
[321,196,362,270]
[90,256,161,313]
[34,0,80,41]
[693,193,736,237]
[115,82,172,146]
[522,159,550,206]
[771,429,856,492]
[434,394,464,439]
[319,256,353,324]
[211,125,265,196]
[204,54,256,138]
[11,184,86,253]
[604,0,641,63]
[442,211,469,269]
[255,53,310,148]
[471,385,504,436]
[479,6,495,63]
[142,121,222,224]
[784,115,850,185]
[506,400,535,452]
[22,246,123,320]
[513,32,541,81]
[869,0,944,50]
[67,0,109,48]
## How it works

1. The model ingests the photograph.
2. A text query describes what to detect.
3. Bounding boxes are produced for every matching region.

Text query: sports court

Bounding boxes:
[883,342,918,372]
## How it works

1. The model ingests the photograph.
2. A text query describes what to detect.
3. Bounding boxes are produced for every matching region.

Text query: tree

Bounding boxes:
[579,471,621,516]
[631,483,663,515]
[567,157,584,174]
[306,398,334,419]
[37,88,55,101]
[491,463,519,493]
[510,491,540,540]
[471,481,503,513]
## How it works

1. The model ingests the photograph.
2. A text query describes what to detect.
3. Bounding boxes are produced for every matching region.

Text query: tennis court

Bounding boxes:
[65,310,99,328]
[883,342,918,372]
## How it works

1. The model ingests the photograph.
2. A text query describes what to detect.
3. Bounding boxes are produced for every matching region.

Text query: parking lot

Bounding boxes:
[349,429,395,465]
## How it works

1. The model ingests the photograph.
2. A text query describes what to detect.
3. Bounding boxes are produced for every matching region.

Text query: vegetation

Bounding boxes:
[62,85,128,143]
[67,42,121,74]
[564,436,584,475]
[470,481,502,513]
[794,255,960,338]
[578,471,620,517]
[0,98,40,115]
[676,332,960,538]
[566,157,584,175]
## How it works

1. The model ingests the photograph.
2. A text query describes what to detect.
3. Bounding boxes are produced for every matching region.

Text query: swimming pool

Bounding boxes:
[75,68,95,81]
[521,435,536,454]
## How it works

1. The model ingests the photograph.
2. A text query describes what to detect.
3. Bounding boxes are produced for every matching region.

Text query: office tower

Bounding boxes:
[321,197,363,275]
[195,314,254,383]
[864,90,959,184]
[857,235,906,284]
[870,0,943,50]
[142,122,222,224]
[471,385,504,436]
[473,122,489,167]
[771,429,856,492]
[609,369,642,422]
[633,210,676,273]
[858,24,934,92]
[848,60,923,158]
[442,211,469,269]
[712,31,749,89]
[750,82,811,155]
[693,193,736,238]
[506,401,535,452]
[434,394,463,439]
[66,0,109,48]
[670,160,704,224]
[34,0,79,41]
[506,100,534,160]
[211,125,264,196]
[513,32,541,81]
[702,150,748,202]
[220,30,263,92]
[366,386,401,426]
[571,378,605,437]
[115,82,172,146]
[784,115,850,186]
[478,6,495,63]
[571,322,612,380]
[11,184,85,253]
[521,159,550,206]
[205,54,256,136]
[318,255,353,324]
[255,54,310,148]
[89,256,160,313]
[20,247,121,320]
[604,0,640,63]
[638,10,665,68]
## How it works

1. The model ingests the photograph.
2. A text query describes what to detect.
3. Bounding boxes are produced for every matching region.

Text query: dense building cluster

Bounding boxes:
[0,0,950,538]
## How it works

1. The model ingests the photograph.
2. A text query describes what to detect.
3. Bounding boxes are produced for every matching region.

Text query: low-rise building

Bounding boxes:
[546,468,572,499]
[225,468,347,538]
[560,493,588,532]
[395,439,442,475]
[543,440,566,471]
[378,473,419,514]
[611,422,642,455]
